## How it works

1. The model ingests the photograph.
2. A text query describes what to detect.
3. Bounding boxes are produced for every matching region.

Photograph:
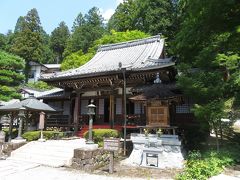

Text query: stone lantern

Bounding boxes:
[16,107,26,140]
[86,100,96,144]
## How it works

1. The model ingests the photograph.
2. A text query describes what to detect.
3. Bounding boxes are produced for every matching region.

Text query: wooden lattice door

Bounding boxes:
[147,106,169,126]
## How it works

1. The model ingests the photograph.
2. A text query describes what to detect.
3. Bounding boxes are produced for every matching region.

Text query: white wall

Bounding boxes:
[28,65,42,83]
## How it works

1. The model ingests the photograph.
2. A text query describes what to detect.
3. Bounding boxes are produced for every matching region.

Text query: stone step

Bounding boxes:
[9,139,87,167]
[8,156,68,167]
[0,159,40,176]
[11,150,73,159]
[12,140,86,151]
[8,153,72,167]
[24,139,85,147]
[12,145,75,152]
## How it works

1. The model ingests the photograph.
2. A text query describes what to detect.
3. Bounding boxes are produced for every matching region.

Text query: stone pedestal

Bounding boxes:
[121,133,184,169]
[11,139,26,144]
[84,143,98,150]
[2,141,27,156]
[72,146,110,172]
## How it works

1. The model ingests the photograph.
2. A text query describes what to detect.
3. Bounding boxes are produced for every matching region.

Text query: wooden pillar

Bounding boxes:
[73,92,81,135]
[109,94,115,128]
[68,98,74,128]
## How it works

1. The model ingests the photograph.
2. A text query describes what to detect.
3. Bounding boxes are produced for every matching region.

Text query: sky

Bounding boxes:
[0,0,123,35]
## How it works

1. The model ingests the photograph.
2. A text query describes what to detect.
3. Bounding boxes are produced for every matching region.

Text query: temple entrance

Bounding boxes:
[104,98,109,123]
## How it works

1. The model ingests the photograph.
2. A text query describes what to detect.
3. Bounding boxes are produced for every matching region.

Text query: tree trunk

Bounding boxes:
[220,122,223,143]
[25,61,30,83]
[214,127,220,152]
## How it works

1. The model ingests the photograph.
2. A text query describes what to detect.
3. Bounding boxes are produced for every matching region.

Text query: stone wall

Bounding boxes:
[2,141,27,156]
[72,148,110,172]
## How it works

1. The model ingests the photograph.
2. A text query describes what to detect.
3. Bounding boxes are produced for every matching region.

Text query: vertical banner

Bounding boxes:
[39,111,45,130]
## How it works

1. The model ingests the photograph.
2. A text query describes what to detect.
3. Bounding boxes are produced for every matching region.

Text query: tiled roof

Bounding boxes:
[36,88,64,99]
[37,90,66,99]
[41,35,174,81]
[43,64,61,69]
[129,83,182,101]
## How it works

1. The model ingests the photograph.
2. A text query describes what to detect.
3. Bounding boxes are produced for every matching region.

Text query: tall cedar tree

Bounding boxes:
[72,13,85,32]
[50,21,70,63]
[41,30,55,64]
[0,51,25,101]
[10,8,45,82]
[63,7,105,56]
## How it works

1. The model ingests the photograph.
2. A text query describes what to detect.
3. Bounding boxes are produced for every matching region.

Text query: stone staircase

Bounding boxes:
[8,139,87,167]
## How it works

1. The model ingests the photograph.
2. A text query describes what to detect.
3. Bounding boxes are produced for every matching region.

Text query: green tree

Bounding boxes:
[0,33,7,50]
[175,0,240,148]
[61,50,94,70]
[26,81,53,90]
[50,21,70,63]
[108,0,138,32]
[0,51,25,101]
[61,30,149,70]
[14,16,25,33]
[10,8,45,82]
[108,0,177,37]
[91,30,149,50]
[72,12,85,32]
[41,31,55,64]
[64,7,105,56]
[4,30,15,53]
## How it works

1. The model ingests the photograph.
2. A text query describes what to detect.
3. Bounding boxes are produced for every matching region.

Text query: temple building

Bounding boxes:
[40,35,194,135]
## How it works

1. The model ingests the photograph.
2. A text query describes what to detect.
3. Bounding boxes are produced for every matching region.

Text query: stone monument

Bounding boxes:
[121,133,184,169]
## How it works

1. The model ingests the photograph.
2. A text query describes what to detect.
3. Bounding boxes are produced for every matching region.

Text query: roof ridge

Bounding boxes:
[98,35,161,52]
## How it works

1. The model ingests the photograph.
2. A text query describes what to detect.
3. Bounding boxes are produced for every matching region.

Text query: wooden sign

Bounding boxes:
[103,138,120,151]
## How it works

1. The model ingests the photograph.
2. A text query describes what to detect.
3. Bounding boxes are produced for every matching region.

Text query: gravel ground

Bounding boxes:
[92,159,181,180]
[2,159,240,180]
[1,165,142,180]
[2,165,175,180]
[0,158,180,180]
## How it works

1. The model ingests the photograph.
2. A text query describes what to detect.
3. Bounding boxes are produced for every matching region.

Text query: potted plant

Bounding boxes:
[157,128,163,139]
[144,128,149,138]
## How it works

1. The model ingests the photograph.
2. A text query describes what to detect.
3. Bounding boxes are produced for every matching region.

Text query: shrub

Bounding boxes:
[25,81,54,90]
[180,124,209,150]
[22,130,64,141]
[3,128,18,141]
[84,129,119,146]
[176,149,237,180]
